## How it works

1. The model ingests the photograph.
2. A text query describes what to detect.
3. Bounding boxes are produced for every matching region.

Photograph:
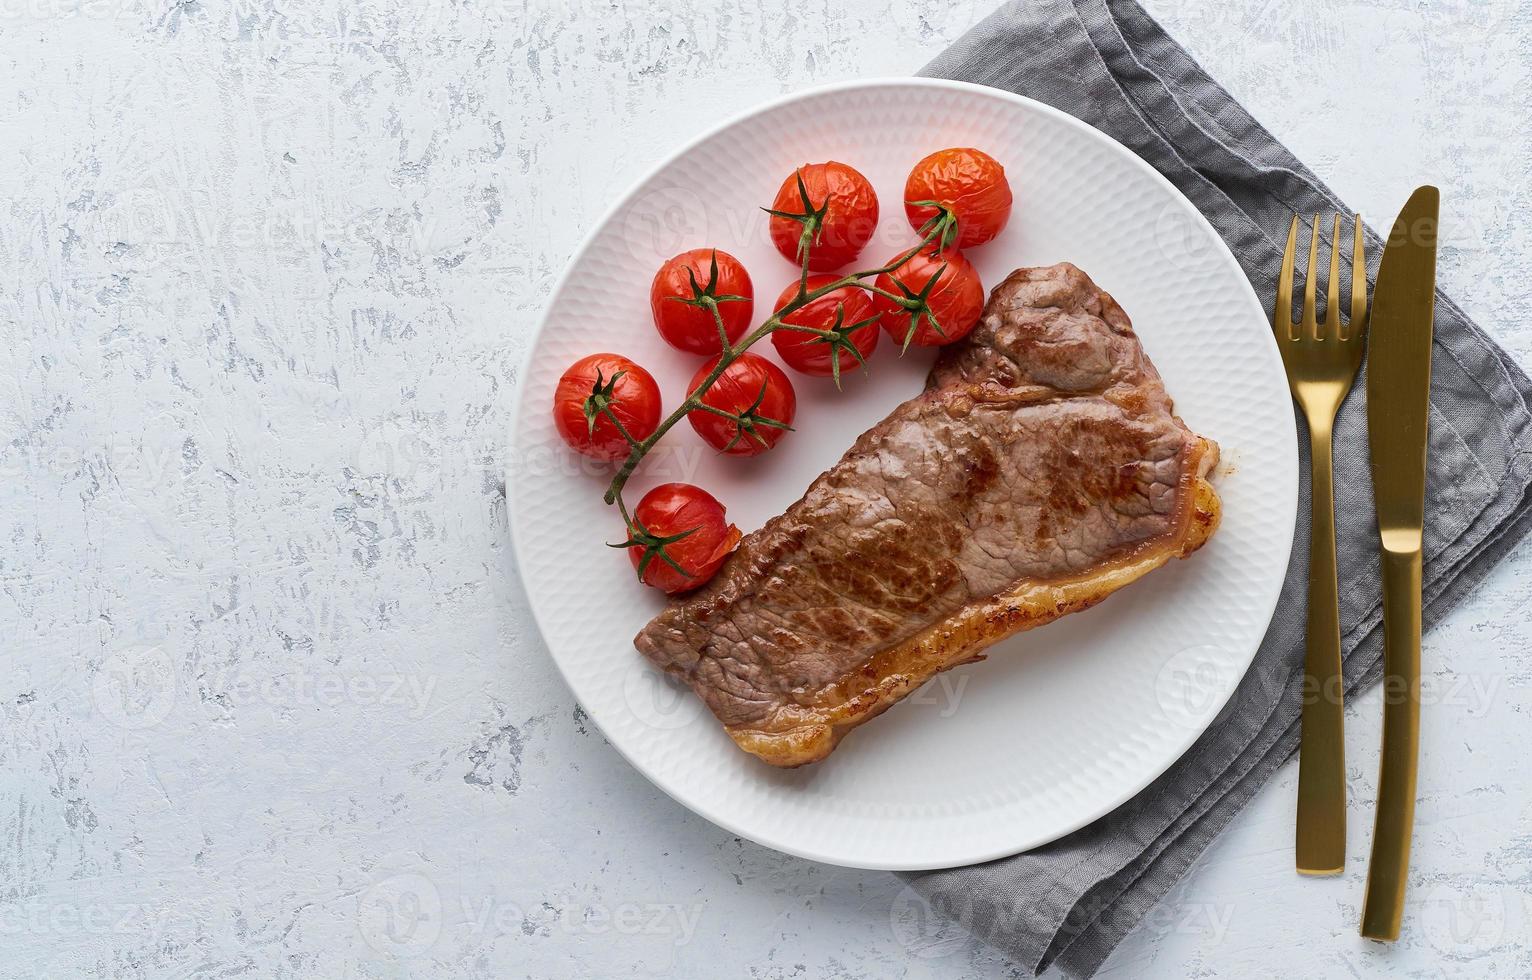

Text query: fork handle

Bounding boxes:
[1296,419,1346,875]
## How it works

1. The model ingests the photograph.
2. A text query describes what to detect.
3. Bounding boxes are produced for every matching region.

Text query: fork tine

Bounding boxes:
[1276,215,1298,341]
[1301,214,1320,340]
[1324,214,1341,340]
[1349,213,1368,339]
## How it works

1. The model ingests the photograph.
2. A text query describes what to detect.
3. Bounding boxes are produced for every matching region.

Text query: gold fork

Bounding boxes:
[1275,213,1369,876]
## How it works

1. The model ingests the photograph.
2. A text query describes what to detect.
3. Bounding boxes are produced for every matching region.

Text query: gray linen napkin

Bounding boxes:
[908,1,1532,975]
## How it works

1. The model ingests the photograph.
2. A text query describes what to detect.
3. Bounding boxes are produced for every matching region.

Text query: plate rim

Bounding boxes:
[508,76,1297,870]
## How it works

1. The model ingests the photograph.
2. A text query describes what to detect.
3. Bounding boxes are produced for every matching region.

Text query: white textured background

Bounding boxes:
[1,1,1529,977]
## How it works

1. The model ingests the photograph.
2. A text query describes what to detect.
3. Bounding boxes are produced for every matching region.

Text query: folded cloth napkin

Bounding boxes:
[908,1,1532,975]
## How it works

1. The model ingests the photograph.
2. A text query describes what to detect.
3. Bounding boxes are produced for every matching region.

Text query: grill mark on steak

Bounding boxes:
[633,263,1221,767]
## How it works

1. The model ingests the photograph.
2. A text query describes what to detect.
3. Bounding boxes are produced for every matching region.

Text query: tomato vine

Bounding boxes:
[592,172,954,555]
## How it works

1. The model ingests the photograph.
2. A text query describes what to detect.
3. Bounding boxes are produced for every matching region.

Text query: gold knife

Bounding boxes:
[1361,185,1439,941]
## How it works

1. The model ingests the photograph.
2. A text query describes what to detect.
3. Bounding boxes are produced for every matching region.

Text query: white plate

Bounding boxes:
[508,79,1296,870]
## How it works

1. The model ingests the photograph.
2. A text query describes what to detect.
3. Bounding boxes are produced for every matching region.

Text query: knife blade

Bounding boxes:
[1361,185,1438,941]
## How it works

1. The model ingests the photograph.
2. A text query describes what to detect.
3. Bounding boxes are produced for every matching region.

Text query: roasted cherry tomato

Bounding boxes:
[767,162,879,272]
[552,353,662,461]
[904,147,1013,250]
[686,352,796,456]
[624,483,741,593]
[769,275,880,382]
[649,248,755,355]
[874,248,985,349]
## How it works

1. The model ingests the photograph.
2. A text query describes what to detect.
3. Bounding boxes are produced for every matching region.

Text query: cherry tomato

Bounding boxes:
[552,353,662,461]
[625,483,741,593]
[767,162,879,272]
[686,352,796,456]
[904,148,1013,250]
[769,275,880,381]
[649,248,755,355]
[874,248,985,349]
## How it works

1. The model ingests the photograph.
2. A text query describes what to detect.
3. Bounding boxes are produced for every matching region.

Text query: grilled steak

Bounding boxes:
[634,263,1221,767]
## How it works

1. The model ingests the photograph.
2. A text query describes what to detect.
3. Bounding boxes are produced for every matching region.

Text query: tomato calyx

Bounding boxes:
[780,303,880,389]
[762,168,831,267]
[907,200,960,254]
[581,367,636,441]
[695,378,794,453]
[884,260,950,353]
[609,517,700,584]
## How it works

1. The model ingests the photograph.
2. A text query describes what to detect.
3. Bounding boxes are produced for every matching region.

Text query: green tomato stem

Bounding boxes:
[601,219,946,529]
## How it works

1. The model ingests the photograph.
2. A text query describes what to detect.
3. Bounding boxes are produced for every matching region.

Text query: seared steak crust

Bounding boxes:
[634,263,1220,766]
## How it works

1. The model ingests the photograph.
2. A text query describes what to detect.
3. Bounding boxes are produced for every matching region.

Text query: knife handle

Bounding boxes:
[1361,546,1422,941]
[1296,421,1346,875]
